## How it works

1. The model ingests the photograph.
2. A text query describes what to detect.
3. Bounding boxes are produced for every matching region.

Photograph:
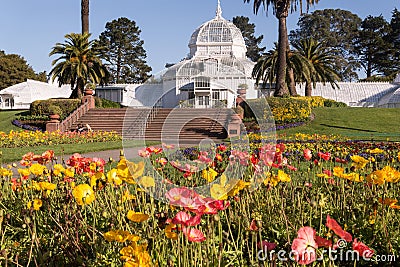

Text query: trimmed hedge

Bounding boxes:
[94,96,122,108]
[30,99,81,119]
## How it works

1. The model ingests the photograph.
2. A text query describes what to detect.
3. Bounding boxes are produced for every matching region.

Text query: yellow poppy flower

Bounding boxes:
[29,163,47,176]
[211,183,228,200]
[367,148,384,154]
[350,155,369,170]
[107,169,123,185]
[72,184,95,205]
[65,167,75,178]
[277,170,291,182]
[138,176,155,188]
[121,190,136,202]
[27,199,42,211]
[18,168,31,177]
[0,167,12,177]
[382,166,400,183]
[165,224,178,240]
[126,210,149,223]
[227,179,250,197]
[53,164,65,176]
[104,230,140,243]
[202,168,218,182]
[366,170,386,185]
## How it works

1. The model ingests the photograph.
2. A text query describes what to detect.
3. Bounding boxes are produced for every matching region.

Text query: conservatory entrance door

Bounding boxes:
[196,94,210,108]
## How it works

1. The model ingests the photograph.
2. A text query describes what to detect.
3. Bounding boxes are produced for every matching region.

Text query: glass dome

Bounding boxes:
[188,2,246,59]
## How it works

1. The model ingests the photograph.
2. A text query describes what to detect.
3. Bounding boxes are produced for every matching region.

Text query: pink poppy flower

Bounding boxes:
[326,215,352,242]
[303,149,312,161]
[182,227,206,242]
[291,226,318,265]
[172,211,202,226]
[138,148,150,158]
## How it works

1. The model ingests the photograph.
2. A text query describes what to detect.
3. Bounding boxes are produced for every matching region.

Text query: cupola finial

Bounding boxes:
[216,0,222,19]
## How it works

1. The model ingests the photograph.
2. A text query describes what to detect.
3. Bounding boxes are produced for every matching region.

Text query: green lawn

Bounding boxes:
[0,140,159,163]
[0,110,27,132]
[279,107,400,141]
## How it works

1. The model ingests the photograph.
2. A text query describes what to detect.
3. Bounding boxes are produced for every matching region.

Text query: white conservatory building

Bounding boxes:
[96,1,258,108]
[96,1,400,109]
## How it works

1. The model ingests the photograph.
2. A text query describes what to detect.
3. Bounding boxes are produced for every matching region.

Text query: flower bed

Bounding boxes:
[0,137,399,266]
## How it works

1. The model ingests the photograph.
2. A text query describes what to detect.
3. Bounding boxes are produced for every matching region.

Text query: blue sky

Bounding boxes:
[0,0,398,76]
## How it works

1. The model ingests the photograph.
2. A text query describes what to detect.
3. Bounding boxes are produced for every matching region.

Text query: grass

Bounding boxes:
[0,140,159,163]
[0,110,27,132]
[279,107,400,141]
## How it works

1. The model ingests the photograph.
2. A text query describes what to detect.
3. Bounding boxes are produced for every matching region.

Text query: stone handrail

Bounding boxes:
[58,96,94,132]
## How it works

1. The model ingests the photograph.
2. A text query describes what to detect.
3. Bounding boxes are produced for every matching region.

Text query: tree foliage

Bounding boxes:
[387,8,400,75]
[97,17,152,84]
[253,39,340,96]
[232,16,266,62]
[49,33,109,99]
[290,9,362,81]
[0,51,46,90]
[354,15,392,77]
[292,38,340,96]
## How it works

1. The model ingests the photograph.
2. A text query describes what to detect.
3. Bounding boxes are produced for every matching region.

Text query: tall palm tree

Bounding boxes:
[244,0,319,97]
[292,38,340,96]
[49,33,108,98]
[252,43,311,95]
[81,0,89,34]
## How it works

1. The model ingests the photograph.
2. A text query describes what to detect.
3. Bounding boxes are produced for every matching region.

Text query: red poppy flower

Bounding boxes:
[318,152,331,161]
[326,215,352,242]
[352,239,374,258]
[315,235,332,248]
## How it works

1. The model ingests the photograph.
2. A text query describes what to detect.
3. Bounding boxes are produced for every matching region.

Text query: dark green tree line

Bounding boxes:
[0,51,46,90]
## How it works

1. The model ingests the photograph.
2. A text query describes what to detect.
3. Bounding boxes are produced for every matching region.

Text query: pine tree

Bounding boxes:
[97,17,152,84]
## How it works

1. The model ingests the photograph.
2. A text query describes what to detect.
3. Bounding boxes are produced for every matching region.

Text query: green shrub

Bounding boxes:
[94,96,122,108]
[323,99,347,107]
[48,105,63,116]
[246,97,312,124]
[30,99,81,119]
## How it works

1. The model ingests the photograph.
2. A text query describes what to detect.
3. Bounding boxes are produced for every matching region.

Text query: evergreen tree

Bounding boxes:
[354,15,392,77]
[0,51,46,90]
[232,16,266,62]
[387,8,400,75]
[97,17,152,84]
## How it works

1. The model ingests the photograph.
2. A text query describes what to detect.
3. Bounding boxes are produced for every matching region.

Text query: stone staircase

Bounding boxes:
[71,108,232,143]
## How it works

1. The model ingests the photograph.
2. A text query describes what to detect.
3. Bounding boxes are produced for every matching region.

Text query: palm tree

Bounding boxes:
[81,0,89,34]
[292,38,340,96]
[49,33,108,98]
[252,43,311,95]
[244,0,319,97]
